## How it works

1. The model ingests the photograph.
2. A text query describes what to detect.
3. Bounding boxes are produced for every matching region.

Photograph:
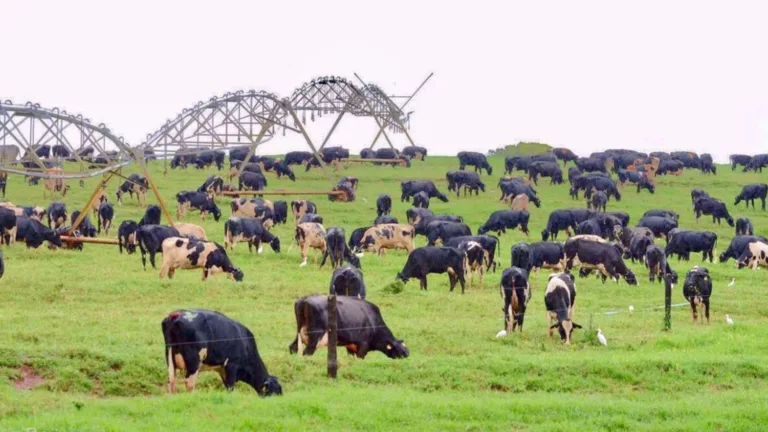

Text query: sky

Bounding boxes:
[3,1,767,162]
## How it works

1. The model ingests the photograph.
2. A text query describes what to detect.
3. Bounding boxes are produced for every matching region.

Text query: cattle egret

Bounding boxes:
[628,305,634,314]
[728,278,735,287]
[726,314,734,325]
[495,330,508,338]
[597,329,608,346]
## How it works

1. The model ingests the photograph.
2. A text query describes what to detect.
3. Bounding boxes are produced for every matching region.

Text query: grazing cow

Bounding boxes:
[159,237,243,281]
[373,214,398,224]
[295,223,327,267]
[605,211,630,228]
[553,148,578,166]
[589,190,608,212]
[0,207,17,245]
[544,272,581,344]
[510,242,532,272]
[582,177,621,201]
[637,216,679,241]
[356,224,416,256]
[51,144,70,158]
[568,166,582,184]
[682,266,712,323]
[657,159,684,175]
[47,202,67,229]
[273,161,296,181]
[376,194,392,217]
[197,176,224,195]
[445,235,500,272]
[457,151,492,175]
[396,246,467,293]
[528,161,564,185]
[625,232,654,263]
[414,214,463,236]
[116,174,148,206]
[498,179,541,207]
[176,191,222,221]
[412,191,430,209]
[400,180,449,203]
[719,235,768,263]
[329,264,366,298]
[272,201,287,225]
[14,216,62,248]
[456,241,488,288]
[540,208,595,241]
[136,225,181,269]
[576,218,602,237]
[643,209,679,222]
[734,183,768,210]
[564,238,638,284]
[139,205,162,226]
[228,147,259,163]
[498,267,531,334]
[425,221,472,246]
[446,171,486,197]
[694,197,734,226]
[510,194,529,212]
[67,211,96,238]
[0,176,6,198]
[223,217,280,253]
[664,229,718,262]
[406,207,433,226]
[299,213,323,224]
[238,171,267,191]
[320,227,360,269]
[97,202,114,235]
[745,154,768,172]
[617,169,655,194]
[700,153,716,175]
[402,146,427,160]
[289,295,408,358]
[291,200,317,224]
[524,241,567,272]
[576,157,607,173]
[283,151,314,166]
[348,226,372,252]
[729,154,752,171]
[118,220,139,254]
[735,217,753,236]
[645,245,678,283]
[478,210,530,236]
[737,241,768,270]
[162,309,281,394]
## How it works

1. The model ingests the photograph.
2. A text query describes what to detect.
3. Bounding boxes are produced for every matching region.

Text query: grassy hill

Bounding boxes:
[1,156,767,431]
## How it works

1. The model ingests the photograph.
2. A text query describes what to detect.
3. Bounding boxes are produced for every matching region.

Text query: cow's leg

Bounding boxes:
[159,263,171,279]
[690,302,698,323]
[149,251,158,269]
[762,197,766,211]
[703,299,710,324]
[303,330,325,356]
[299,243,309,267]
[221,362,238,390]
[420,276,427,291]
[182,351,200,392]
[167,348,177,393]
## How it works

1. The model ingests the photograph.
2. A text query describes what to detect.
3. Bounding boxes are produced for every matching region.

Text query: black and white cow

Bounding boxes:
[540,208,594,241]
[197,176,224,195]
[0,207,16,245]
[47,202,67,229]
[412,191,430,209]
[735,217,754,236]
[736,241,768,270]
[564,237,637,284]
[136,225,181,269]
[425,221,472,246]
[329,264,366,298]
[289,295,408,359]
[664,229,717,262]
[118,220,139,254]
[238,171,268,191]
[497,267,531,335]
[348,226,372,251]
[734,183,768,211]
[139,205,162,226]
[283,151,314,166]
[299,213,323,224]
[400,180,449,203]
[524,241,566,272]
[160,237,243,281]
[402,146,428,160]
[444,235,500,272]
[223,217,280,254]
[544,272,581,344]
[694,197,734,227]
[15,216,62,248]
[69,210,97,238]
[116,174,148,205]
[320,227,360,269]
[406,207,433,226]
[176,191,222,221]
[636,216,679,241]
[376,194,392,217]
[719,235,768,263]
[457,151,492,175]
[396,246,467,293]
[162,309,281,394]
[98,202,114,235]
[682,266,712,324]
[478,210,530,236]
[456,241,488,288]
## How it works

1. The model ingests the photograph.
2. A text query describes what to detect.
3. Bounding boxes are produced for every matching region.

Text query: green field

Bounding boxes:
[1,156,768,431]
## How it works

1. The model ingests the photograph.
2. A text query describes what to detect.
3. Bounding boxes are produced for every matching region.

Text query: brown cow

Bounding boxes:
[510,194,529,212]
[231,198,273,217]
[159,237,243,281]
[173,222,208,241]
[291,200,316,224]
[356,224,415,257]
[43,168,69,199]
[295,223,326,267]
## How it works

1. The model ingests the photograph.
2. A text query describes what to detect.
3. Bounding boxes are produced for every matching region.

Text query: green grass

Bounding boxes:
[1,156,768,431]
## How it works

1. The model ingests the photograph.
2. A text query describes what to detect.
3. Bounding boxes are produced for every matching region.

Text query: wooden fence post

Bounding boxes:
[327,295,338,379]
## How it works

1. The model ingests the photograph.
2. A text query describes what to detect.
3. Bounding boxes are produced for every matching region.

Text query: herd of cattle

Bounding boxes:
[1,145,767,397]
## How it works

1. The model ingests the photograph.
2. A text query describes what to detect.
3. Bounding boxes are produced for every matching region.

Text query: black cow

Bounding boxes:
[329,264,366,298]
[97,202,114,235]
[320,227,360,269]
[273,201,288,225]
[445,235,500,272]
[47,202,67,229]
[197,176,224,195]
[374,215,398,225]
[289,295,408,359]
[670,151,701,169]
[524,242,566,272]
[499,267,531,333]
[544,272,581,344]
[348,226,372,251]
[541,208,595,241]
[228,147,258,163]
[116,174,148,205]
[376,194,392,217]
[425,221,472,246]
[605,211,630,227]
[224,217,280,254]
[162,309,282,395]
[691,188,709,204]
[637,216,678,241]
[396,246,467,292]
[457,151,492,175]
[401,146,428,160]
[140,205,162,226]
[745,154,768,172]
[664,229,717,263]
[694,197,734,226]
[283,151,314,166]
[406,207,433,226]
[729,154,752,171]
[70,210,97,238]
[700,153,716,175]
[299,213,323,224]
[478,210,530,236]
[51,145,70,158]
[682,266,712,324]
[564,238,637,284]
[657,159,684,175]
[568,166,582,184]
[645,245,677,283]
[718,235,768,263]
[617,170,655,194]
[414,214,463,236]
[498,179,541,207]
[374,148,399,161]
[239,172,268,191]
[734,183,768,210]
[191,150,225,170]
[136,225,180,269]
[400,180,449,203]
[735,217,753,236]
[528,161,563,185]
[643,209,679,222]
[118,220,139,254]
[15,216,62,248]
[589,190,608,212]
[582,177,621,201]
[576,157,607,173]
[625,232,654,263]
[504,156,525,174]
[412,191,430,209]
[176,191,222,221]
[553,148,578,166]
[360,148,374,159]
[26,145,51,159]
[576,219,602,237]
[274,161,296,181]
[0,207,16,245]
[446,171,485,197]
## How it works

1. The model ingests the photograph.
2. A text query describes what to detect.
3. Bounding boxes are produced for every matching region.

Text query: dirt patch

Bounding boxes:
[14,365,45,390]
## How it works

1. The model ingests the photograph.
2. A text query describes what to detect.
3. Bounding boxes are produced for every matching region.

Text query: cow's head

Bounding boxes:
[230,266,244,282]
[356,235,376,253]
[477,225,489,235]
[44,228,63,247]
[381,339,409,359]
[623,270,638,285]
[726,216,735,227]
[551,320,582,344]
[207,201,222,222]
[541,229,550,241]
[258,376,283,397]
[269,236,281,253]
[348,253,361,269]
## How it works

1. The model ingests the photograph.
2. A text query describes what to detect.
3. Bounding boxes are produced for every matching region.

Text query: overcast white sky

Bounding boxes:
[3,1,767,162]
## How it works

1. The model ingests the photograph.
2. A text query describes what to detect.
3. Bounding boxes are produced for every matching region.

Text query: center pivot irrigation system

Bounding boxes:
[0,73,433,247]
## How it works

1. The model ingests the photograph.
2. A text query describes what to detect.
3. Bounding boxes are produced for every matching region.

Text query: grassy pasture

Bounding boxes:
[1,156,768,431]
